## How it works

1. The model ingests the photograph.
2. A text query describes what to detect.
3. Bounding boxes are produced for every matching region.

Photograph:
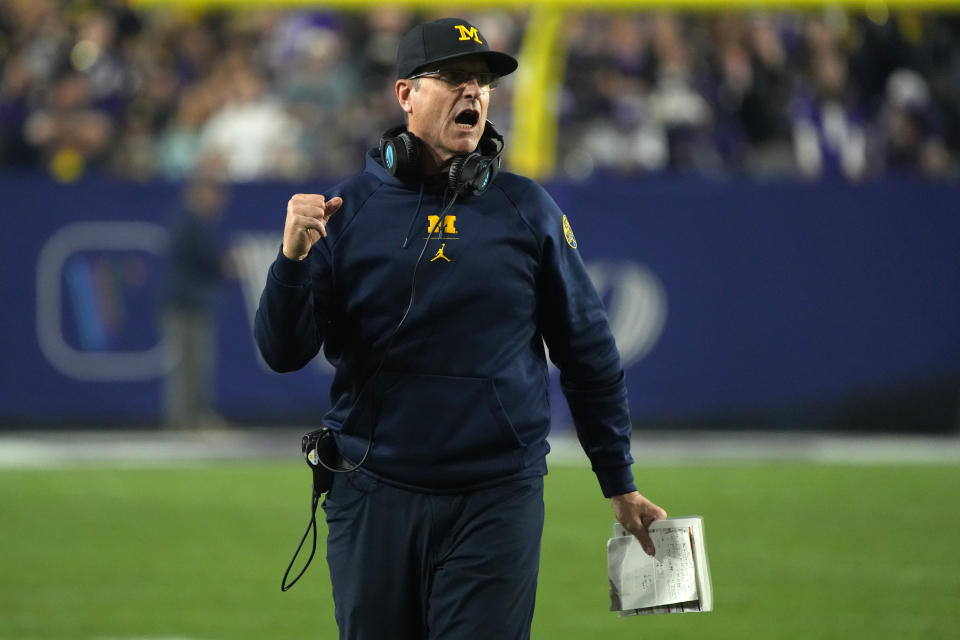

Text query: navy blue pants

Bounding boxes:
[322,472,544,640]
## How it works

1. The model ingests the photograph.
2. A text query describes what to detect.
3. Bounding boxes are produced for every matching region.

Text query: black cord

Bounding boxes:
[315,189,460,476]
[280,492,320,591]
[280,189,461,592]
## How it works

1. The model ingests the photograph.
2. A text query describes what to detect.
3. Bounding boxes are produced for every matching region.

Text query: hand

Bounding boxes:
[282,194,343,261]
[610,491,667,556]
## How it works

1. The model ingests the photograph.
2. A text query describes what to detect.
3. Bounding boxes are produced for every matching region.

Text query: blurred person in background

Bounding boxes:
[254,16,666,639]
[0,53,38,166]
[199,64,307,181]
[69,6,130,119]
[791,16,868,181]
[109,101,157,179]
[269,13,361,178]
[561,13,669,176]
[160,157,233,430]
[738,14,797,175]
[877,68,956,179]
[23,70,114,179]
[156,84,218,180]
[646,13,719,173]
[707,13,796,176]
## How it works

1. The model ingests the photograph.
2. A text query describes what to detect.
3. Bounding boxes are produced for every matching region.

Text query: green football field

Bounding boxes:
[1,460,958,639]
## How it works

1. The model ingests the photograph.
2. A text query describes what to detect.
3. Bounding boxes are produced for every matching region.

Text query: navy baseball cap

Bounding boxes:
[396,17,518,79]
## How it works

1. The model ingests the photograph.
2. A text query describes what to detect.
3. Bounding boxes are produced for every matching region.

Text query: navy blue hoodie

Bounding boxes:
[254,149,636,497]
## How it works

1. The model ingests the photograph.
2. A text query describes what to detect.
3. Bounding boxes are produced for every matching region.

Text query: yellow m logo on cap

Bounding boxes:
[454,25,483,44]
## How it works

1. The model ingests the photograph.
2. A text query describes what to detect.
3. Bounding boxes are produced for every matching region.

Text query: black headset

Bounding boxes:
[379,121,504,196]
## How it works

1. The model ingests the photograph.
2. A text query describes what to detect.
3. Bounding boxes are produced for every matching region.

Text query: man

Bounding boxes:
[255,17,666,640]
[161,164,231,430]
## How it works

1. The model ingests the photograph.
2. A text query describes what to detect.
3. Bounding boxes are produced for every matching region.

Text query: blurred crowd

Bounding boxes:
[1,1,958,183]
[561,10,960,181]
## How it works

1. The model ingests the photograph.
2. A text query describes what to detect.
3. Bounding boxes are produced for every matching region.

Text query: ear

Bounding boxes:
[395,80,414,115]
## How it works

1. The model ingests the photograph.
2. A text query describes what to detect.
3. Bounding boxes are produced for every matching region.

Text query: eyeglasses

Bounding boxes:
[407,69,501,93]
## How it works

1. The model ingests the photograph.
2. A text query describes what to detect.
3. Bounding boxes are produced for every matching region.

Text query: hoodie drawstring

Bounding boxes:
[402,182,426,249]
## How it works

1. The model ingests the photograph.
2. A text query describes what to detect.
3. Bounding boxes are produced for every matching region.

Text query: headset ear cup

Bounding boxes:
[448,155,468,194]
[449,153,496,196]
[380,138,398,175]
[396,132,420,182]
[456,121,502,195]
[379,126,404,176]
[379,128,421,183]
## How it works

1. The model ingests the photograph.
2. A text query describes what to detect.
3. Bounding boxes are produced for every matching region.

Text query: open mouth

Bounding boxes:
[454,109,480,129]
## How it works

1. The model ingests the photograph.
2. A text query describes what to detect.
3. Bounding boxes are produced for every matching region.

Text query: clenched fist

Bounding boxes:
[282,194,343,261]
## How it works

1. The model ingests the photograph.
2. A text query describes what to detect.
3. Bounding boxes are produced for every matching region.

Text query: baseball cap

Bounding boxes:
[396,17,518,79]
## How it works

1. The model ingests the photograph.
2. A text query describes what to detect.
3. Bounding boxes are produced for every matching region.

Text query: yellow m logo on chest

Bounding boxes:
[453,25,483,44]
[427,215,458,234]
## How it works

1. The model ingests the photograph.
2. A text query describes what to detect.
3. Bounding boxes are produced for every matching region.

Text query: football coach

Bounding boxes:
[255,16,667,640]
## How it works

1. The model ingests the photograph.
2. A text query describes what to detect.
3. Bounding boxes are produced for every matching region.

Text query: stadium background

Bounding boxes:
[1,1,959,639]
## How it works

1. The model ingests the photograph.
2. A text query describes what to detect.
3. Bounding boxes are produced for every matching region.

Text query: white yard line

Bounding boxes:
[550,430,960,465]
[0,428,958,470]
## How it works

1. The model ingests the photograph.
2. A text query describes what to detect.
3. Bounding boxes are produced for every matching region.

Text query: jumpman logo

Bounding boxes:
[430,243,451,262]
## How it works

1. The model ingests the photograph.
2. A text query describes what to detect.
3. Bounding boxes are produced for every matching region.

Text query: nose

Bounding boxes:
[461,76,483,98]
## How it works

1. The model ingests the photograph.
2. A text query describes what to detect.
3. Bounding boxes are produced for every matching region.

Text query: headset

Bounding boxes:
[379,121,504,196]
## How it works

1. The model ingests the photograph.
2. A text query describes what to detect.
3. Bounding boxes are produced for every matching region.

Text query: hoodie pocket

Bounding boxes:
[371,373,526,482]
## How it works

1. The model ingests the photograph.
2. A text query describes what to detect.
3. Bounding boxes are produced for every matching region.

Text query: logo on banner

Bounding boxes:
[584,260,667,367]
[36,221,169,381]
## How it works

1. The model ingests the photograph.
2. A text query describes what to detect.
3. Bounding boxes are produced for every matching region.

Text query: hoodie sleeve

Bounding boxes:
[531,184,636,498]
[253,241,333,373]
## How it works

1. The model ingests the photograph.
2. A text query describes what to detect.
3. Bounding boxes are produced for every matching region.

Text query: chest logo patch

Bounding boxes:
[430,243,451,262]
[427,215,458,236]
[562,215,578,249]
